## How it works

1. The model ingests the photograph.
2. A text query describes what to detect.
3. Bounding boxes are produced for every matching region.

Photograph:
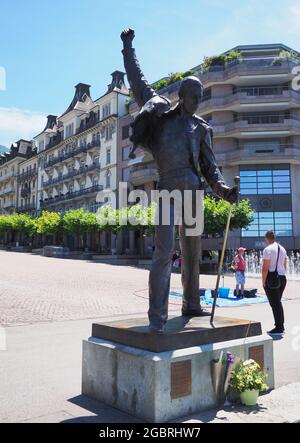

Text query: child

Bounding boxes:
[233,247,246,298]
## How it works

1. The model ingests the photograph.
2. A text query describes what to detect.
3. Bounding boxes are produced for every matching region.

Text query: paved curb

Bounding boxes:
[176,383,300,423]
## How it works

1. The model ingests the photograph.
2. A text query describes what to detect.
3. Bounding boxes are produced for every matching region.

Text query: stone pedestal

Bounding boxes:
[82,316,274,423]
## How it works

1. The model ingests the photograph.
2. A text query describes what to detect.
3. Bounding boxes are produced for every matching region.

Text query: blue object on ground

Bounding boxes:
[218,287,230,298]
[169,289,269,307]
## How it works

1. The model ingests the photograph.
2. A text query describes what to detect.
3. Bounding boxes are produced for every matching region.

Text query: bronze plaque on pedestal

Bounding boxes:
[248,345,264,370]
[171,360,192,399]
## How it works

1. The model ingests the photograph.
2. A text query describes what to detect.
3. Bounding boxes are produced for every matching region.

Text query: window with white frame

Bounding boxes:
[106,169,111,189]
[105,126,113,141]
[65,123,74,138]
[106,148,111,165]
[102,103,111,119]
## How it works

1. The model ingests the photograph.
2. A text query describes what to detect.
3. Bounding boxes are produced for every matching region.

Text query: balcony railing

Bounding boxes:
[40,184,103,208]
[45,134,63,151]
[0,172,17,182]
[16,203,36,213]
[2,202,16,209]
[44,140,100,169]
[212,115,300,135]
[21,188,31,198]
[17,169,38,182]
[129,162,158,185]
[199,57,298,84]
[0,187,16,196]
[198,89,300,112]
[42,162,100,188]
[216,143,300,163]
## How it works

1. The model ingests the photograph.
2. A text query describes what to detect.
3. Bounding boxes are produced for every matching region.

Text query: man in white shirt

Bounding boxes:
[262,231,287,335]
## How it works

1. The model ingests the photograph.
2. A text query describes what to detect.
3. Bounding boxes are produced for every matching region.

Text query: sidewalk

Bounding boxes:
[178,383,300,423]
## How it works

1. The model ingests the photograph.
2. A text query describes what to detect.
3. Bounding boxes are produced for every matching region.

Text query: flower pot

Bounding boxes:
[240,389,259,406]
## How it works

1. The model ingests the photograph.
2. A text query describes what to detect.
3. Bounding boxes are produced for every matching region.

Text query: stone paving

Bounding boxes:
[1,251,299,327]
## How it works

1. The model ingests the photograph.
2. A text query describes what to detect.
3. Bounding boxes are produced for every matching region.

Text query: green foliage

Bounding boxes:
[35,211,63,236]
[201,50,241,72]
[272,49,300,65]
[151,70,194,91]
[204,196,254,237]
[96,205,118,232]
[225,50,242,64]
[63,209,98,235]
[229,359,269,393]
[95,203,157,235]
[0,213,36,236]
[0,215,13,233]
[0,197,251,241]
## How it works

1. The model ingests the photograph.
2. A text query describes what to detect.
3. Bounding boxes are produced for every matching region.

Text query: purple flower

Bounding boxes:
[226,352,235,365]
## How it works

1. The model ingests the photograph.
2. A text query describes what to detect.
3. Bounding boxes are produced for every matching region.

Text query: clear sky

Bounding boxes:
[0,0,300,147]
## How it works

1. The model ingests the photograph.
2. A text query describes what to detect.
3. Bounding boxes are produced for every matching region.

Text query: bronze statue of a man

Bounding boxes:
[121,29,238,332]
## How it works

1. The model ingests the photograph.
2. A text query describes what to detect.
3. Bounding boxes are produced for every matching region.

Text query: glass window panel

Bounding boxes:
[242,230,259,237]
[240,177,257,183]
[273,176,290,182]
[259,221,274,227]
[274,182,290,187]
[273,170,290,175]
[259,223,274,230]
[257,170,272,176]
[277,230,293,237]
[257,177,272,183]
[275,221,292,226]
[274,188,290,194]
[275,224,292,230]
[274,212,292,218]
[275,214,292,219]
[259,214,274,220]
[259,212,274,217]
[241,190,257,195]
[240,182,257,188]
[240,171,257,176]
[258,189,272,194]
[259,182,272,188]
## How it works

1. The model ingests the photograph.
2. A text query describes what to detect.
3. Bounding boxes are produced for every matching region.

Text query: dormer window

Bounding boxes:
[102,103,111,119]
[65,123,74,138]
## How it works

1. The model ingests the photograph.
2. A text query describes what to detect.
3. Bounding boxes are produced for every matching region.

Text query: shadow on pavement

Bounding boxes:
[62,395,142,423]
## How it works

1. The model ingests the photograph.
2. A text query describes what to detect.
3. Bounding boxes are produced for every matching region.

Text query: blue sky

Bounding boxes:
[1,0,300,147]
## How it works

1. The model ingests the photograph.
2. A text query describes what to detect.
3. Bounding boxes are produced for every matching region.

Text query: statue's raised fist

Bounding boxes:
[121,28,135,44]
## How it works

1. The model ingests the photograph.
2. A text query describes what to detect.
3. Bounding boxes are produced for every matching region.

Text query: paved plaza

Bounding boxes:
[0,251,300,423]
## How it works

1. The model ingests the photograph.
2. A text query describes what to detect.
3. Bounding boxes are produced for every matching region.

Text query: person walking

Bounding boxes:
[262,231,287,335]
[233,247,246,298]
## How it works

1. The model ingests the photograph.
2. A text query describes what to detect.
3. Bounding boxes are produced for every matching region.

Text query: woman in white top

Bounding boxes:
[262,230,287,335]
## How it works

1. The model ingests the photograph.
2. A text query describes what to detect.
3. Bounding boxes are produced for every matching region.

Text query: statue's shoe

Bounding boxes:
[148,325,165,334]
[181,308,210,317]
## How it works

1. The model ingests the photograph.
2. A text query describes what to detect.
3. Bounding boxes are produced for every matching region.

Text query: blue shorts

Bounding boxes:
[236,271,245,285]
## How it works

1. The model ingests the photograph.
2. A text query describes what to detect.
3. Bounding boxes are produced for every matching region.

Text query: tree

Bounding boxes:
[204,196,254,237]
[0,213,36,245]
[35,211,63,238]
[63,209,99,249]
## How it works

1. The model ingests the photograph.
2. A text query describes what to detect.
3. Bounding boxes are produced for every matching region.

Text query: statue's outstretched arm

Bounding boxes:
[200,128,238,203]
[121,28,157,108]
